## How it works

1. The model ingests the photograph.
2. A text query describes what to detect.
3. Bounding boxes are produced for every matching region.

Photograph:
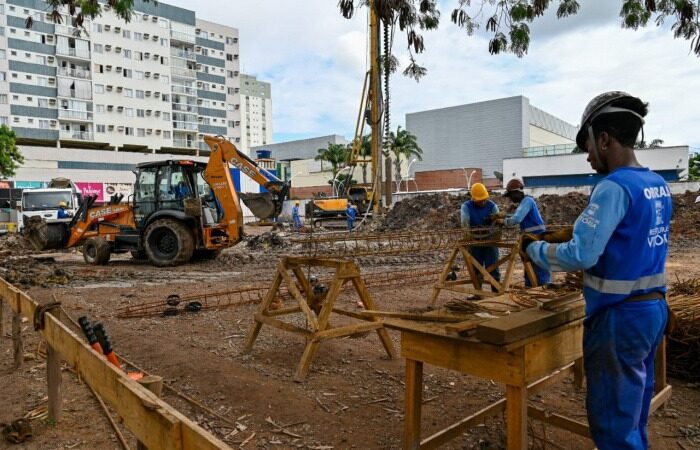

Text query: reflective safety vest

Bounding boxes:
[519,196,546,234]
[583,167,671,319]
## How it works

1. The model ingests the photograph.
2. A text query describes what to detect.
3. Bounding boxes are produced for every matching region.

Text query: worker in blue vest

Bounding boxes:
[499,178,550,287]
[524,92,670,450]
[346,201,357,232]
[57,201,70,219]
[292,201,303,230]
[460,183,501,288]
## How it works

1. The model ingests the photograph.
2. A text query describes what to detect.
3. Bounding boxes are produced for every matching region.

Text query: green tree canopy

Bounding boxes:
[0,126,22,179]
[26,0,155,32]
[387,126,422,191]
[315,142,351,181]
[689,153,700,181]
[338,0,700,79]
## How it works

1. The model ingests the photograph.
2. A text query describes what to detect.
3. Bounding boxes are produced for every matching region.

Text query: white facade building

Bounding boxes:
[239,73,271,152]
[0,0,241,153]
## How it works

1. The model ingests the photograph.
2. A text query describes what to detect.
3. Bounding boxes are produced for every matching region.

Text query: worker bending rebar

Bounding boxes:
[460,183,500,290]
[524,92,670,450]
[499,178,551,286]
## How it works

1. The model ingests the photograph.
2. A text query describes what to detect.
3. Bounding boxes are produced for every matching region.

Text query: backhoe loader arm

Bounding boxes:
[202,136,289,240]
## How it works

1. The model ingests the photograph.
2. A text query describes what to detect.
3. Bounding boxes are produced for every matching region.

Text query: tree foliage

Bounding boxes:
[350,134,373,184]
[26,0,155,35]
[689,153,700,181]
[0,125,22,179]
[635,138,665,148]
[338,0,700,79]
[315,142,351,181]
[387,126,422,190]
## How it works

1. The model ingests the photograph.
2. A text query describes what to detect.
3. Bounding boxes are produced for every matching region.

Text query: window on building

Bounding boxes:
[201,48,208,56]
[94,43,103,53]
[134,32,142,41]
[226,53,233,61]
[35,76,48,87]
[0,27,4,37]
[227,87,235,95]
[0,117,7,126]
[37,98,48,108]
[126,108,134,117]
[95,104,104,113]
[0,95,7,104]
[0,50,6,60]
[160,38,168,47]
[137,109,145,117]
[162,112,170,121]
[161,75,169,84]
[39,120,50,129]
[123,69,132,78]
[125,127,134,135]
[225,36,234,44]
[137,128,145,137]
[228,120,235,128]
[162,94,170,102]
[12,95,18,101]
[0,5,5,14]
[0,72,5,81]
[135,51,143,60]
[93,23,102,33]
[135,90,144,99]
[122,29,130,39]
[159,19,168,28]
[163,131,171,139]
[134,70,144,80]
[96,124,106,133]
[124,88,133,98]
[161,57,168,65]
[124,49,132,59]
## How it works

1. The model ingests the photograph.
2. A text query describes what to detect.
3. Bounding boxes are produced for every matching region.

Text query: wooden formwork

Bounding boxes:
[0,278,231,450]
[243,256,397,381]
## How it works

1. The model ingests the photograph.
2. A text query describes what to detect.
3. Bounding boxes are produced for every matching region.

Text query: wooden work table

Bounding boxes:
[384,314,671,450]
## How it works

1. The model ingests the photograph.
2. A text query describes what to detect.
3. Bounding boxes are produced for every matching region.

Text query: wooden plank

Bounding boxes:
[527,405,590,438]
[47,344,62,422]
[475,302,585,345]
[444,320,484,335]
[573,357,584,390]
[332,307,370,320]
[253,313,313,337]
[359,310,464,323]
[654,336,667,395]
[430,248,459,306]
[295,340,321,382]
[0,297,4,337]
[279,266,319,331]
[264,306,301,317]
[351,275,397,359]
[284,256,345,268]
[523,322,583,382]
[3,280,231,450]
[437,285,501,298]
[403,359,423,450]
[401,331,524,385]
[244,270,283,352]
[12,309,22,369]
[313,321,384,342]
[650,384,672,413]
[498,247,519,293]
[506,384,527,450]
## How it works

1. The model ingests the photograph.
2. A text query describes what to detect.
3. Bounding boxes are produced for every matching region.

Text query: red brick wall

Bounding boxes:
[291,185,333,199]
[409,168,483,191]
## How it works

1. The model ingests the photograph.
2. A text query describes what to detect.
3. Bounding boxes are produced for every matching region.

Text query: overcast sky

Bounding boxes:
[167,0,700,150]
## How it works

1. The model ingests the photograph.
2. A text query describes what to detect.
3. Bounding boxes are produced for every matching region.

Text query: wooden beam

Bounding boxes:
[528,405,590,438]
[313,322,384,342]
[420,398,506,449]
[279,266,319,331]
[253,313,313,337]
[12,309,22,369]
[359,310,464,323]
[1,279,231,450]
[506,384,527,450]
[650,385,672,413]
[475,302,585,345]
[264,306,301,317]
[403,359,423,450]
[47,344,63,422]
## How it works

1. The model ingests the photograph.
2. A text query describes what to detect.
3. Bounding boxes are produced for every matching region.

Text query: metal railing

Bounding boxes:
[58,109,93,120]
[172,121,198,131]
[170,48,196,60]
[57,67,91,79]
[170,30,196,43]
[173,139,197,148]
[54,24,80,36]
[523,143,578,157]
[56,47,90,59]
[171,85,197,96]
[172,103,197,113]
[60,130,93,141]
[171,67,196,78]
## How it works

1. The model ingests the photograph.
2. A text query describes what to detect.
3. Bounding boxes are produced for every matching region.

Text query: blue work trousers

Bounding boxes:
[468,246,500,283]
[293,215,302,229]
[584,299,667,450]
[347,219,354,231]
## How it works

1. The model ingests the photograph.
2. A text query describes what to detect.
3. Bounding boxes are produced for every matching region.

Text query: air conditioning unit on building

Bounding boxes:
[46,36,54,43]
[108,124,114,130]
[152,35,158,41]
[48,77,55,84]
[143,14,149,20]
[49,120,56,126]
[117,106,124,111]
[144,33,150,40]
[146,128,152,134]
[145,91,151,97]
[144,72,151,78]
[151,16,157,23]
[195,46,201,51]
[115,47,122,53]
[144,52,151,58]
[152,54,159,60]
[117,125,124,131]
[106,85,113,91]
[47,56,54,63]
[49,98,56,105]
[196,81,202,87]
[116,86,123,92]
[106,65,112,71]
[115,26,121,33]
[116,66,122,72]
[233,71,239,76]
[154,92,160,98]
[196,64,202,70]
[104,24,111,31]
[105,45,112,51]
[146,110,152,115]
[155,129,162,134]
[153,73,160,79]
[107,105,114,111]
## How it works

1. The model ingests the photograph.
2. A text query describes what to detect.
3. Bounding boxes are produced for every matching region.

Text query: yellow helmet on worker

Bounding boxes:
[58,201,67,207]
[295,200,300,206]
[470,183,489,202]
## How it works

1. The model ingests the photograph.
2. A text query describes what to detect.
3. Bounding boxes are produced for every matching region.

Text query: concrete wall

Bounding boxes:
[528,125,573,147]
[503,146,690,186]
[412,168,482,191]
[252,134,348,162]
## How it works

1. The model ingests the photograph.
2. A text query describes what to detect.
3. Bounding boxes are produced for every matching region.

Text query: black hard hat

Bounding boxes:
[574,91,646,153]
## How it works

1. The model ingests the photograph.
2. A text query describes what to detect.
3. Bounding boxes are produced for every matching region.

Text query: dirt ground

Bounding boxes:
[1,227,700,449]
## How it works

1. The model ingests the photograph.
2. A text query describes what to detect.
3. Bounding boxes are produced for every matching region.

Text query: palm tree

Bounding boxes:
[387,126,422,191]
[315,142,350,182]
[349,134,372,185]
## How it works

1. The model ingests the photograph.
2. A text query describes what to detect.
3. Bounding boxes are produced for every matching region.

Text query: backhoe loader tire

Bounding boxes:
[191,249,222,261]
[144,219,194,267]
[83,237,111,265]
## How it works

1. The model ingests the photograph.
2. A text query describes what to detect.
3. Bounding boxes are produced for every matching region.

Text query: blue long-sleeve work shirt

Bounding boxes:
[526,180,628,271]
[505,196,535,226]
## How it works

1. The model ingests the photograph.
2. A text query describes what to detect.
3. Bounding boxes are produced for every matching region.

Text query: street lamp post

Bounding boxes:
[463,168,477,189]
[401,158,418,192]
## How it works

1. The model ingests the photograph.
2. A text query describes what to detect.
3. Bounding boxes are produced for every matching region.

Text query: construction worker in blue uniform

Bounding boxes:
[500,178,550,287]
[57,201,69,219]
[292,201,303,230]
[460,183,501,288]
[524,92,670,450]
[346,201,357,232]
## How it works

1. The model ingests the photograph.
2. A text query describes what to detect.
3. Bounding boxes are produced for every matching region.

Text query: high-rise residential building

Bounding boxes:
[0,0,241,154]
[240,73,271,151]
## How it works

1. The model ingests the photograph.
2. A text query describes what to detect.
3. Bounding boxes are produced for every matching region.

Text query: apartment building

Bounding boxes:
[239,73,271,151]
[0,0,241,154]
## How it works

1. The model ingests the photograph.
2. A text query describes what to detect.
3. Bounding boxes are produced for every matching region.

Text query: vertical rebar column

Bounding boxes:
[370,0,381,215]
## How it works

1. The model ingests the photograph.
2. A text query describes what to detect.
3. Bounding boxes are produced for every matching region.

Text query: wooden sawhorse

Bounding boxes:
[243,256,396,381]
[385,318,672,449]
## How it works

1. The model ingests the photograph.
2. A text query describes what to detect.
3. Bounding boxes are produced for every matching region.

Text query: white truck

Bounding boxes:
[17,178,82,232]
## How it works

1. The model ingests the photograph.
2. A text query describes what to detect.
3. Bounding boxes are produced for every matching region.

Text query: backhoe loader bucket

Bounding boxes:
[240,192,277,220]
[23,216,69,251]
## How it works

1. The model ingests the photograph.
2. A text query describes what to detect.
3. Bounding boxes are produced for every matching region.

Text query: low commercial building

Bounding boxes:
[503,145,690,187]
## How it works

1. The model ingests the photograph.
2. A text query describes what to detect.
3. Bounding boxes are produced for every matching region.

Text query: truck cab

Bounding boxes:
[17,186,81,232]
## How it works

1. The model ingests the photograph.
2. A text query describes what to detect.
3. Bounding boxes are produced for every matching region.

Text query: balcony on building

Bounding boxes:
[172,121,198,131]
[56,36,91,60]
[58,109,93,121]
[522,143,577,157]
[57,66,91,80]
[170,30,196,44]
[170,47,196,60]
[60,129,94,141]
[173,138,197,149]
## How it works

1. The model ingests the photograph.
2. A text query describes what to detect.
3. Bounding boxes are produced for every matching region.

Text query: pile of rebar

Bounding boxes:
[667,277,700,380]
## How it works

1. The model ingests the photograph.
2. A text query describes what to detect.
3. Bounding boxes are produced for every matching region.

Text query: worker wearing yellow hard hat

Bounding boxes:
[57,201,69,219]
[291,200,302,230]
[460,183,500,292]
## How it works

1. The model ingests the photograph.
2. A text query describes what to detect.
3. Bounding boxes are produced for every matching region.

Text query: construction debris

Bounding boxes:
[667,277,700,381]
[0,256,72,287]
